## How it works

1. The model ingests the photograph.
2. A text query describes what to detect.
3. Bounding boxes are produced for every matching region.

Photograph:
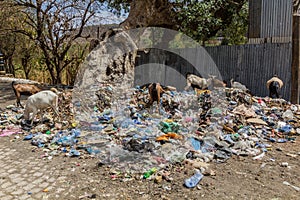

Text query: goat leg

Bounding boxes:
[157,95,161,114]
[51,106,59,122]
[17,101,24,108]
[184,82,191,91]
[29,109,38,126]
[16,96,24,108]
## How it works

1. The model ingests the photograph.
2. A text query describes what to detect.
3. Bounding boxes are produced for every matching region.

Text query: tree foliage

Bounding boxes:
[0,1,21,75]
[176,0,248,45]
[7,0,99,84]
[96,0,248,45]
[0,0,252,84]
[98,0,131,15]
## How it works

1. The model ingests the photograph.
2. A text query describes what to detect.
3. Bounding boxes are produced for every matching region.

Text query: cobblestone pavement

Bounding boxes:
[0,80,67,199]
[0,79,97,200]
[0,137,76,200]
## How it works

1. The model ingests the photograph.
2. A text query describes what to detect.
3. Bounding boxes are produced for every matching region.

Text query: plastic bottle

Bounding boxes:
[277,138,287,143]
[189,137,201,150]
[69,148,80,157]
[45,130,51,135]
[90,124,104,131]
[282,110,293,119]
[121,119,134,129]
[279,125,292,133]
[71,129,81,137]
[184,170,204,188]
[143,167,157,179]
[24,133,34,140]
[86,146,101,155]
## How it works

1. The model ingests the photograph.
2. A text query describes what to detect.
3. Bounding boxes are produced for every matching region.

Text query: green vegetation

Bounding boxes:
[0,0,250,84]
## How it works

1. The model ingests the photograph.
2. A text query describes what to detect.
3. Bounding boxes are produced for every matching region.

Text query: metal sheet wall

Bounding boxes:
[205,43,292,100]
[248,0,293,38]
[135,43,292,100]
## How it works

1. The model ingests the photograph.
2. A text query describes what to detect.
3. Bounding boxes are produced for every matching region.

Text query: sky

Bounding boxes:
[89,11,128,25]
[90,2,129,25]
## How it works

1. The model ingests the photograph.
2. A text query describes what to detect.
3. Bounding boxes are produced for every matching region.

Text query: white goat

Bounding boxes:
[185,74,211,90]
[230,79,248,91]
[23,90,59,125]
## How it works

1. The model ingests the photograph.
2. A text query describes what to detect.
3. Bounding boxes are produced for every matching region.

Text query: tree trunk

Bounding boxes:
[22,57,30,79]
[120,0,177,30]
[87,0,179,90]
[47,65,56,84]
[7,57,14,75]
[294,0,300,14]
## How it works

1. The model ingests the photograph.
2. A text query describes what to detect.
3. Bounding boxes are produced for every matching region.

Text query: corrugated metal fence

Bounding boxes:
[205,43,292,100]
[135,43,292,100]
[248,0,292,39]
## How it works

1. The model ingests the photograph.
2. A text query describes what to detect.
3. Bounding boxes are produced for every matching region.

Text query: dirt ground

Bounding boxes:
[1,80,300,200]
[1,128,299,200]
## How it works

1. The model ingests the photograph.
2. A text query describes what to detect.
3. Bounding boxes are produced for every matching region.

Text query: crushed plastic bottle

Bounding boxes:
[86,146,101,155]
[184,170,204,188]
[189,137,201,150]
[69,148,80,157]
[279,125,292,133]
[143,167,157,179]
[23,133,34,140]
[121,119,134,129]
[277,138,287,143]
[282,110,293,119]
[253,152,265,160]
[90,124,105,131]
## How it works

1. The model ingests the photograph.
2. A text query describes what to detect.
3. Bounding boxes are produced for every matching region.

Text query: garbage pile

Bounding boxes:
[1,84,300,187]
[0,88,81,157]
[75,85,300,175]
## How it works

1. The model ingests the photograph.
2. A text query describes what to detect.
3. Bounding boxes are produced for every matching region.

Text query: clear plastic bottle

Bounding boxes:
[184,170,204,188]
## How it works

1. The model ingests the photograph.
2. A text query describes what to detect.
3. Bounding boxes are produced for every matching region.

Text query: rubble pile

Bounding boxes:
[1,84,300,185]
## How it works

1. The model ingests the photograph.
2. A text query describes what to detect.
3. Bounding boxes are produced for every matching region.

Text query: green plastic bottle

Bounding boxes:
[143,167,157,179]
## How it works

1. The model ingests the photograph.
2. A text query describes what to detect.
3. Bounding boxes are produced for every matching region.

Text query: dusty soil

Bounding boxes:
[1,132,299,200]
[1,80,300,200]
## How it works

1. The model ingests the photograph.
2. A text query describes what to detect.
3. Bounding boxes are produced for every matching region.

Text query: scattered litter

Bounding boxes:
[184,170,204,188]
[253,152,265,160]
[283,181,300,192]
[1,81,300,188]
[280,162,289,167]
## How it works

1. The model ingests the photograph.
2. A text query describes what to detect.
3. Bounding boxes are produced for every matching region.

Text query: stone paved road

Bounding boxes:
[0,80,49,198]
[0,79,94,200]
[0,136,75,200]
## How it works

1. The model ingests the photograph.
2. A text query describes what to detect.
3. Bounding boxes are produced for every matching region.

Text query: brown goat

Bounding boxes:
[12,81,42,108]
[148,83,166,113]
[209,75,227,88]
[140,83,168,113]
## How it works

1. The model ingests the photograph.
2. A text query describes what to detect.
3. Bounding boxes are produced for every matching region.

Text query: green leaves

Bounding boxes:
[175,0,248,45]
